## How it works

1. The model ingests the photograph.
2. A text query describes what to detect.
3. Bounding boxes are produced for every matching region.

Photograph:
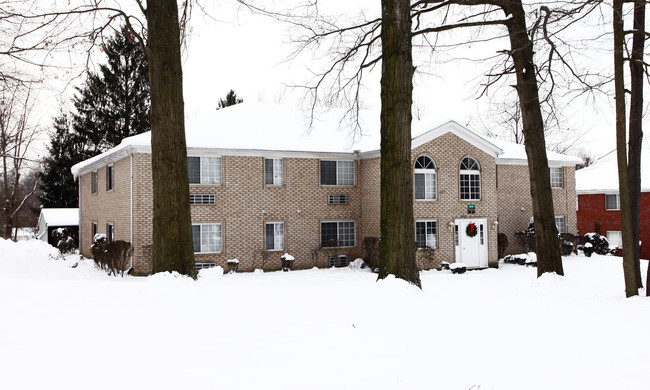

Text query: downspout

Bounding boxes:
[130,154,134,271]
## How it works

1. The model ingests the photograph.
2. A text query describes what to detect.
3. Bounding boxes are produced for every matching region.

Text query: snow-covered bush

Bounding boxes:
[583,233,609,255]
[450,262,467,274]
[559,233,579,256]
[51,227,78,255]
[226,258,239,274]
[578,242,594,257]
[348,258,366,270]
[91,236,132,277]
[281,253,295,272]
[440,261,450,270]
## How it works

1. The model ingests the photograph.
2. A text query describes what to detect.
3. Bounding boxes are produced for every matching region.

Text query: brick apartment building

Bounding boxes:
[72,103,581,275]
[576,150,650,258]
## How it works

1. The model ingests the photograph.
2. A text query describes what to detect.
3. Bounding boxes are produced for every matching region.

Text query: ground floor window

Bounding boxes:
[266,222,284,251]
[192,223,222,253]
[416,220,437,249]
[106,223,114,242]
[321,221,355,247]
[555,216,565,234]
[606,231,622,248]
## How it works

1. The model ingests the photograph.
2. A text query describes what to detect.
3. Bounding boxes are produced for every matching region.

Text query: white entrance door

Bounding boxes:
[455,219,488,268]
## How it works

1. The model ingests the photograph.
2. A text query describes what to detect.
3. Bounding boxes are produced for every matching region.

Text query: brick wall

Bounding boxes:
[78,157,132,262]
[497,165,578,254]
[577,192,650,259]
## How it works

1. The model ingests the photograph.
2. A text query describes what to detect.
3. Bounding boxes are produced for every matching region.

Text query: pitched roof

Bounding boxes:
[38,208,79,227]
[576,148,650,193]
[72,102,581,178]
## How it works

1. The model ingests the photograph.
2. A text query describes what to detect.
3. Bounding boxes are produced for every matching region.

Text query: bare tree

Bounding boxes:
[0,85,41,239]
[0,1,196,276]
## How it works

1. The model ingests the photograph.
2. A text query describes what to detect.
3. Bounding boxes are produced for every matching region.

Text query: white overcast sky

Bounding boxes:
[28,0,649,159]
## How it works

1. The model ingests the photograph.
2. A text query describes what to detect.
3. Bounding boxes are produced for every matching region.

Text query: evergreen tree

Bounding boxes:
[217,90,243,109]
[39,111,91,207]
[73,25,150,152]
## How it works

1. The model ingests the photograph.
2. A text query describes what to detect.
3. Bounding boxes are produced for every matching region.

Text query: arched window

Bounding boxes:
[414,155,436,200]
[459,157,480,200]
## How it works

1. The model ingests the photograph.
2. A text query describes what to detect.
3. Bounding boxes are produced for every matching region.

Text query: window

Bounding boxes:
[192,224,223,253]
[555,216,565,234]
[188,156,222,185]
[265,222,284,251]
[606,231,622,248]
[460,157,480,200]
[414,156,437,200]
[265,158,283,185]
[320,160,355,186]
[605,194,620,210]
[550,167,564,188]
[106,165,114,191]
[91,171,98,194]
[91,222,98,241]
[321,221,355,247]
[328,194,350,204]
[190,194,216,205]
[416,220,438,249]
[106,223,114,243]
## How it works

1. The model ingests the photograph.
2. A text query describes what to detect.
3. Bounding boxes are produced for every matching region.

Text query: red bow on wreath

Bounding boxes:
[466,223,478,237]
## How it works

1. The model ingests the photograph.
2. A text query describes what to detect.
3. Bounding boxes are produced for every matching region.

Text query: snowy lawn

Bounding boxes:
[1,239,648,390]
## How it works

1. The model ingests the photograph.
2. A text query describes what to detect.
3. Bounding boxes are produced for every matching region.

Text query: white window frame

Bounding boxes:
[555,216,566,234]
[416,220,438,249]
[550,167,564,188]
[460,157,481,201]
[192,223,223,254]
[605,194,620,210]
[321,221,356,248]
[188,156,222,185]
[606,231,622,248]
[265,222,284,251]
[190,194,216,205]
[321,160,355,186]
[414,156,437,201]
[265,158,283,186]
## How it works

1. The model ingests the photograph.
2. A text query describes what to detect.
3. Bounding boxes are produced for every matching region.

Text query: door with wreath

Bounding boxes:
[454,219,488,268]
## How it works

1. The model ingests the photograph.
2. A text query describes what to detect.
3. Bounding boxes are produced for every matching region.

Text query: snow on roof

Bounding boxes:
[576,148,650,193]
[39,208,79,227]
[72,102,581,177]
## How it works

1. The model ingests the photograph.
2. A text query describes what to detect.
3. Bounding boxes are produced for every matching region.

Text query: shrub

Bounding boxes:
[497,233,509,258]
[514,230,536,253]
[91,236,132,277]
[363,237,380,271]
[281,253,295,272]
[51,227,78,255]
[559,233,578,256]
[583,233,609,255]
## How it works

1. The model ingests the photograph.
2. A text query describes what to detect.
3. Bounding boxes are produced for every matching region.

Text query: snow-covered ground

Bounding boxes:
[1,238,648,390]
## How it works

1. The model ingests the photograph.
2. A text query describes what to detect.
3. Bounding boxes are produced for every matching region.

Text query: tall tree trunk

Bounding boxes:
[377,0,421,288]
[613,0,637,297]
[628,0,645,291]
[146,0,196,277]
[501,1,563,277]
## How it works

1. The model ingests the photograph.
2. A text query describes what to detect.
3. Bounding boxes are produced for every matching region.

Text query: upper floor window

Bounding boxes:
[265,158,283,186]
[265,222,284,251]
[91,171,98,194]
[188,156,222,185]
[550,167,564,188]
[320,160,355,186]
[416,220,438,249]
[321,221,356,247]
[459,157,480,200]
[605,194,620,210]
[106,165,114,191]
[192,223,223,253]
[414,156,437,201]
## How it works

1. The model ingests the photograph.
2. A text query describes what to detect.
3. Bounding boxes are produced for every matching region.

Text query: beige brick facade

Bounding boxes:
[77,127,578,275]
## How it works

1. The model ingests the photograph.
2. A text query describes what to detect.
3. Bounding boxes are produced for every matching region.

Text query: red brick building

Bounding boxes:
[72,103,582,275]
[576,151,650,259]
